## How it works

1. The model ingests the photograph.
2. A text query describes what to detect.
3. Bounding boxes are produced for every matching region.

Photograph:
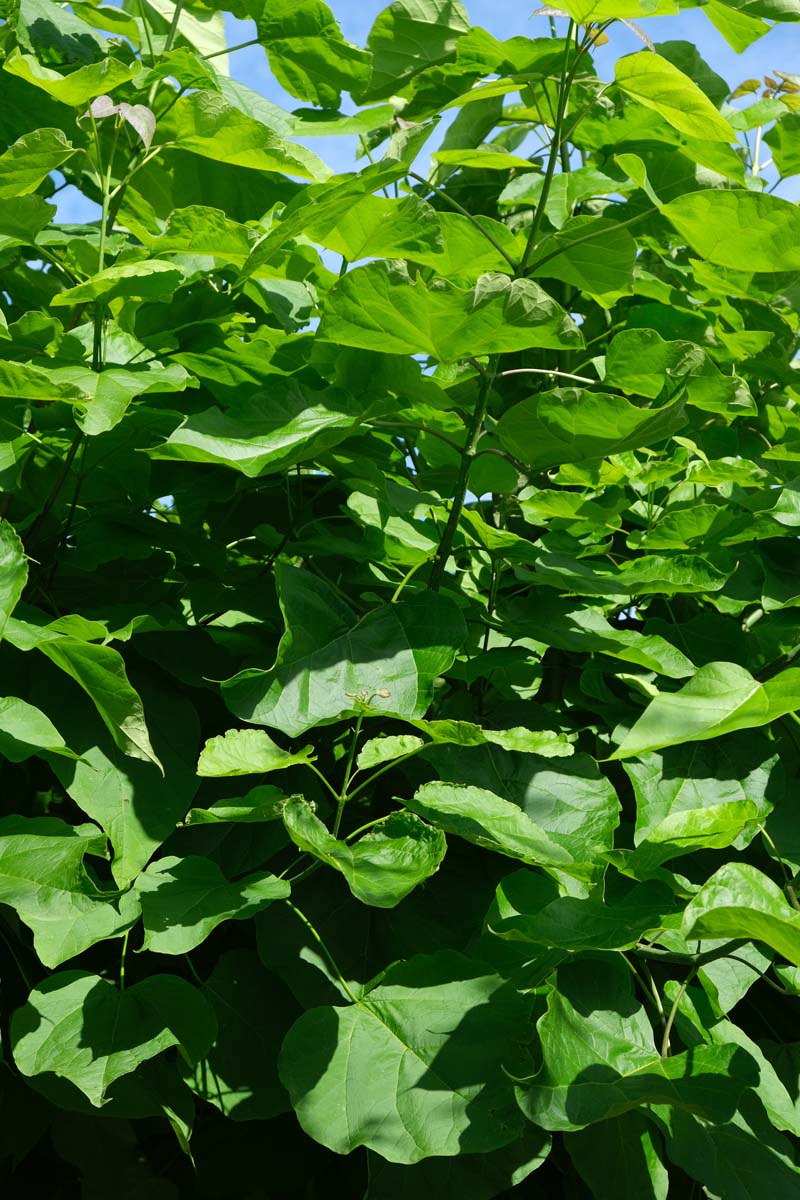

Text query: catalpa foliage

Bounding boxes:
[0,0,800,1193]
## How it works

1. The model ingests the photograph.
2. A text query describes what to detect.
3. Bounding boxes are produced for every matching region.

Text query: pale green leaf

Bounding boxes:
[283,798,446,907]
[197,728,315,776]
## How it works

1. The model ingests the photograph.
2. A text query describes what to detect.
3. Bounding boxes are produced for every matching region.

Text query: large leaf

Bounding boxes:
[566,1114,669,1200]
[0,127,75,199]
[223,565,466,736]
[682,863,800,966]
[663,191,800,271]
[0,816,138,968]
[615,52,735,141]
[496,388,686,472]
[148,381,365,478]
[0,696,77,763]
[425,749,620,881]
[612,662,800,758]
[358,0,471,102]
[256,0,371,107]
[282,797,446,907]
[135,855,290,955]
[165,91,330,180]
[317,264,582,361]
[11,970,216,1107]
[278,950,527,1163]
[0,520,27,641]
[623,739,779,864]
[44,673,199,888]
[517,960,754,1131]
[32,636,162,769]
[402,781,581,874]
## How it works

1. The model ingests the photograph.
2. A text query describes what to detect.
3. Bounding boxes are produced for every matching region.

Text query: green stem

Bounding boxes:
[346,749,425,804]
[305,761,341,804]
[521,22,575,272]
[429,361,496,591]
[499,367,596,384]
[285,901,358,1003]
[164,0,185,53]
[334,714,363,835]
[204,36,259,60]
[119,929,130,990]
[391,558,428,603]
[661,968,696,1057]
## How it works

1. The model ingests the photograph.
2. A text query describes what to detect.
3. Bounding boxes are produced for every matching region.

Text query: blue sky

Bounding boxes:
[56,2,800,221]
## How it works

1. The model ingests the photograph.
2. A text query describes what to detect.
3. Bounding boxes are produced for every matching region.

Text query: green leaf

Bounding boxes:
[11,970,216,1107]
[282,798,446,907]
[135,854,290,955]
[183,949,292,1120]
[663,191,800,271]
[615,51,736,142]
[184,784,287,826]
[166,91,330,181]
[496,388,687,472]
[51,260,186,307]
[148,380,365,478]
[657,1096,800,1199]
[357,733,426,770]
[0,815,138,968]
[409,718,574,757]
[3,49,136,105]
[223,566,466,736]
[517,597,694,679]
[531,217,637,304]
[402,781,580,874]
[0,520,27,642]
[611,663,800,759]
[517,959,753,1131]
[279,950,526,1162]
[623,740,778,864]
[256,0,371,108]
[45,673,199,888]
[682,863,800,967]
[33,637,162,769]
[0,128,75,199]
[0,696,77,762]
[359,0,471,102]
[197,728,315,776]
[566,1113,669,1200]
[317,264,582,362]
[492,882,678,952]
[297,193,444,264]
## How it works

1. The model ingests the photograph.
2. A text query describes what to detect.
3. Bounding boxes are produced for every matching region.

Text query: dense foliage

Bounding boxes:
[1,0,800,1194]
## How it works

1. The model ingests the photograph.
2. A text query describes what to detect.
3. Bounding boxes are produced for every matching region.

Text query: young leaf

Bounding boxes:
[283,798,446,907]
[615,51,736,141]
[197,728,315,776]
